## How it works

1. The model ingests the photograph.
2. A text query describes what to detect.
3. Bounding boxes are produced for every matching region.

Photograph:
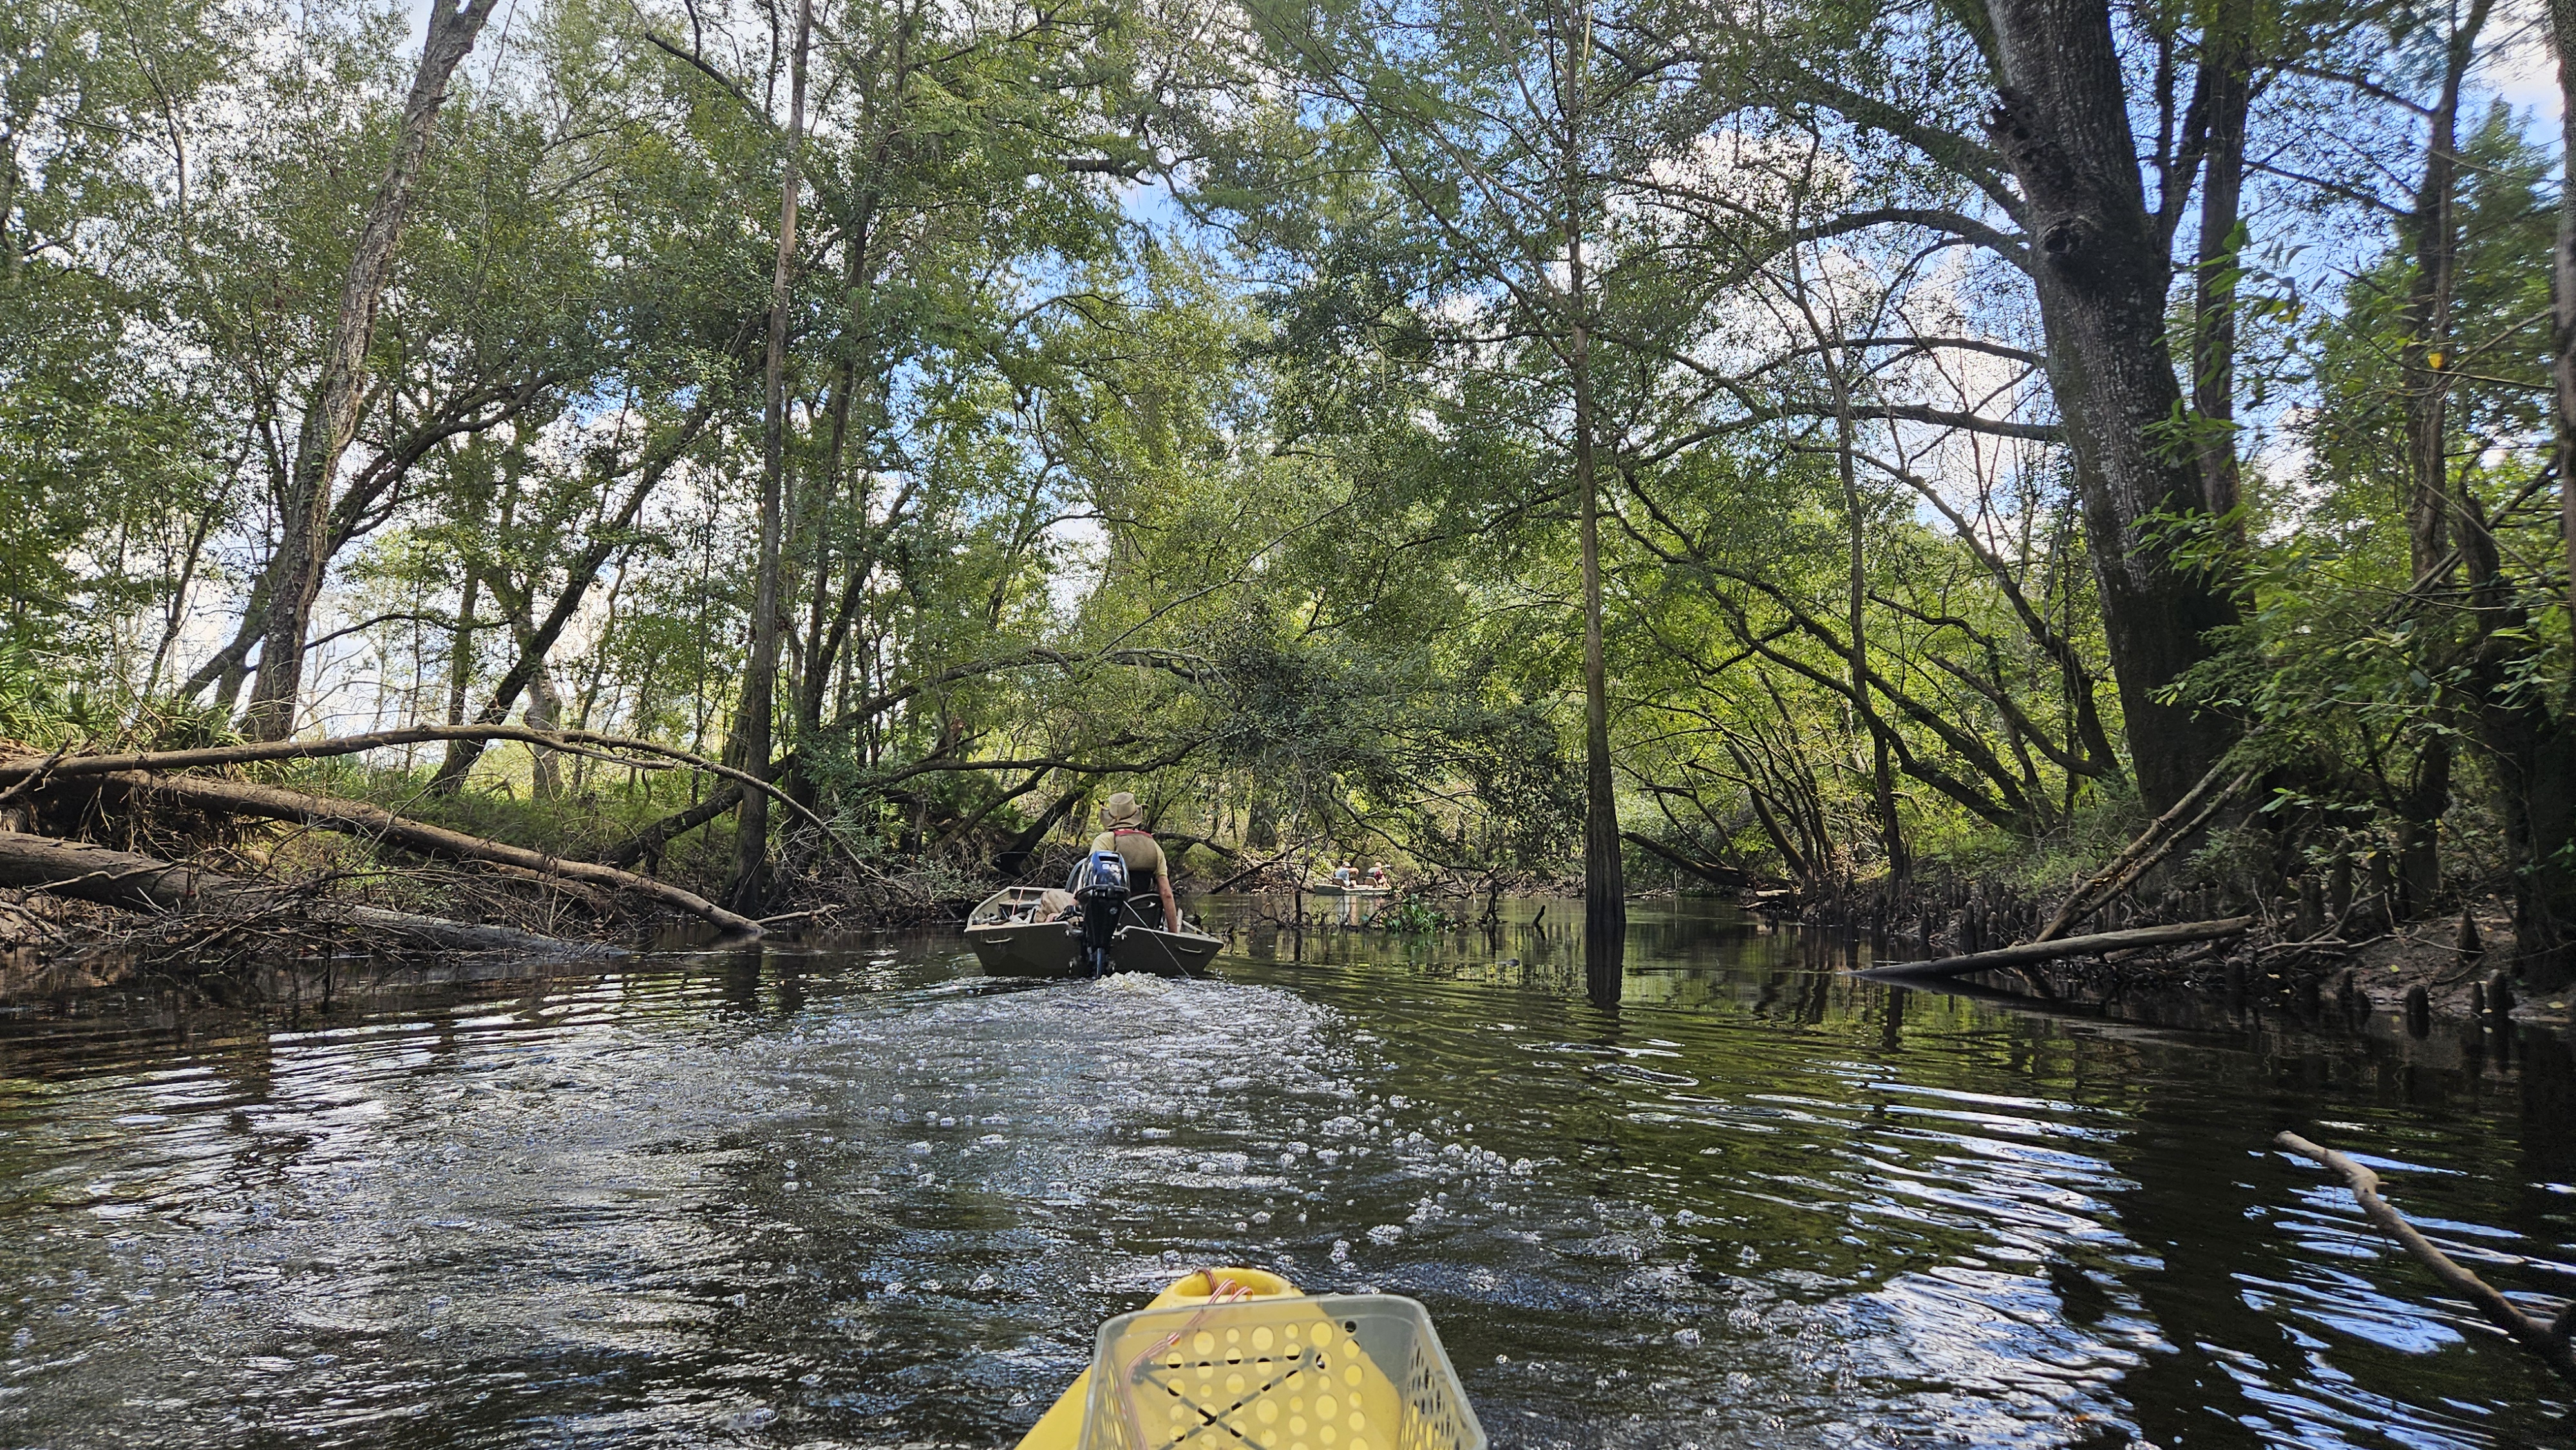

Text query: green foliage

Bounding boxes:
[1374,894,1458,932]
[3,0,2565,945]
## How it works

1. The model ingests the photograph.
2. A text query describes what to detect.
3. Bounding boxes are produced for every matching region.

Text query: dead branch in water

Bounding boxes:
[2275,1131,2576,1385]
[2037,762,2255,941]
[83,771,761,937]
[0,831,617,957]
[1855,916,2258,980]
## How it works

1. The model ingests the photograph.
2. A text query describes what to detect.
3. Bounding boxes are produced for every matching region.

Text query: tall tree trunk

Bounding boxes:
[1799,261,1908,883]
[2443,0,2576,989]
[1982,0,2242,814]
[797,361,851,732]
[1566,152,1623,993]
[726,0,811,912]
[442,459,494,728]
[2389,0,2490,919]
[2190,0,2251,520]
[2557,0,2576,628]
[240,0,495,740]
[445,567,479,726]
[2400,4,2478,579]
[1558,3,1621,995]
[785,285,859,816]
[1575,314,1624,988]
[508,597,565,799]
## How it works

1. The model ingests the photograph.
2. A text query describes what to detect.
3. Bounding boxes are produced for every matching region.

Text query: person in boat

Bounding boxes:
[1091,791,1180,929]
[1331,861,1354,889]
[1365,863,1389,889]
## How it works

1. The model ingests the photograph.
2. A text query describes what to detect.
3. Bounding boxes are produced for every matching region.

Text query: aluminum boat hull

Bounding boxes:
[963,897,1222,978]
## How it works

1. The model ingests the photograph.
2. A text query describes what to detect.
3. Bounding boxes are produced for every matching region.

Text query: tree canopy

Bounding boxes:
[5,0,2571,983]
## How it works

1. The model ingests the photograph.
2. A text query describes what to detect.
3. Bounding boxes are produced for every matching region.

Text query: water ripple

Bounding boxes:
[0,903,2568,1450]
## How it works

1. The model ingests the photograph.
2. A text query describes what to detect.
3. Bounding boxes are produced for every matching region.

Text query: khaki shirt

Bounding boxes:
[1090,829,1166,893]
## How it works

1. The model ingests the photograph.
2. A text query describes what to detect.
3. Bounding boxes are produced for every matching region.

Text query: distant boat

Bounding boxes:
[963,887,1221,977]
[1305,882,1393,897]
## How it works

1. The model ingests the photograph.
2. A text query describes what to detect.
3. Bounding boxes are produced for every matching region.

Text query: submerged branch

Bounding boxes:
[2275,1131,2576,1385]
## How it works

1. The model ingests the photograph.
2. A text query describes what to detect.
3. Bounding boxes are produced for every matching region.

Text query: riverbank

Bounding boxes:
[1891,894,2576,1032]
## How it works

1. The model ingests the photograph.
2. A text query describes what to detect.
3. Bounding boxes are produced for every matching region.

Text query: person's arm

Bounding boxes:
[1158,853,1180,928]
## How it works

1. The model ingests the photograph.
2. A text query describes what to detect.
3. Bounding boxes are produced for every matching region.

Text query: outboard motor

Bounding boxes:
[1068,849,1130,977]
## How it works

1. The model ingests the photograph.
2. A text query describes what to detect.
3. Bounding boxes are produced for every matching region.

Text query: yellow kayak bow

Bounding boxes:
[1012,1266,1484,1450]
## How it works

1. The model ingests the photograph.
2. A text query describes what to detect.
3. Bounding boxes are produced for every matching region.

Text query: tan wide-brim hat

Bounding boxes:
[1099,791,1145,829]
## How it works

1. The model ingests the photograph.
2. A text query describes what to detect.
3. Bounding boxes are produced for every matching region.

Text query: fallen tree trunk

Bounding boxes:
[0,722,843,850]
[2038,762,2255,941]
[1855,915,2257,980]
[996,782,1094,877]
[2276,1131,2576,1385]
[83,772,762,937]
[0,724,884,882]
[0,831,616,957]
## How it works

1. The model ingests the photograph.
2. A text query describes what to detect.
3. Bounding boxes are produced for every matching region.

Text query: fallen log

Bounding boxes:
[1853,915,2257,980]
[2036,762,2253,941]
[0,724,863,872]
[87,771,762,937]
[0,831,618,957]
[2276,1131,2575,1386]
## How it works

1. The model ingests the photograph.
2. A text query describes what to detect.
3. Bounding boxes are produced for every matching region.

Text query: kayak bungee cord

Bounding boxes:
[1117,1274,1256,1447]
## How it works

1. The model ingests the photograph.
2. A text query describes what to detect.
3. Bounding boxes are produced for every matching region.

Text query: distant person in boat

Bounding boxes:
[1331,862,1355,889]
[1092,792,1180,929]
[1365,863,1389,889]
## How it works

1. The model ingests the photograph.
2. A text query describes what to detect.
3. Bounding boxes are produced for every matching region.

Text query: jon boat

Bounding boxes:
[1305,883,1392,898]
[965,886,1223,977]
[1012,1266,1484,1450]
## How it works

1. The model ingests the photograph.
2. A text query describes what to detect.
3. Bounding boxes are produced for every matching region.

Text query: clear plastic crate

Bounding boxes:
[1078,1291,1484,1450]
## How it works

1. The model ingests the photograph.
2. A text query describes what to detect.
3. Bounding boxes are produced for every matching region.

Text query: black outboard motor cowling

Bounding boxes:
[1068,849,1130,976]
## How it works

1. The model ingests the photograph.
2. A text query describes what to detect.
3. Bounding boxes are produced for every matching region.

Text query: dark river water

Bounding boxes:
[2,898,2570,1449]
